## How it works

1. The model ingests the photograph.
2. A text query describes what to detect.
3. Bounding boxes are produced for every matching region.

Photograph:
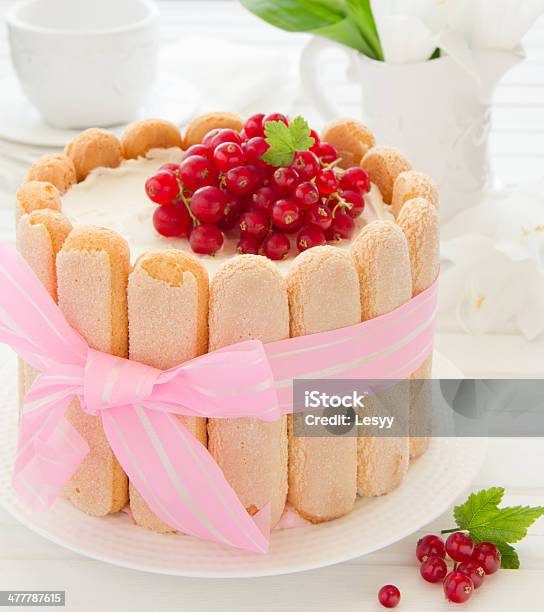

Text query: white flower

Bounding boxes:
[370,0,544,64]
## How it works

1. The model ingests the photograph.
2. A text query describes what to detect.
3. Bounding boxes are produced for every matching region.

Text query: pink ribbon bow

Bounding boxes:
[0,244,278,553]
[0,243,438,555]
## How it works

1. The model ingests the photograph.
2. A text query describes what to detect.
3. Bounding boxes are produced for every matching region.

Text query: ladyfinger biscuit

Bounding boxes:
[207,255,289,526]
[16,210,72,414]
[17,210,72,301]
[128,250,209,533]
[351,221,412,496]
[65,128,123,182]
[392,171,439,218]
[121,119,182,160]
[361,147,412,204]
[27,155,76,194]
[287,246,360,522]
[57,226,130,516]
[321,119,376,169]
[183,112,244,148]
[397,198,440,459]
[15,181,61,224]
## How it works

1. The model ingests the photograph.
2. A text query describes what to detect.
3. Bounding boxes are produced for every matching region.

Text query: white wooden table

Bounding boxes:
[0,2,542,610]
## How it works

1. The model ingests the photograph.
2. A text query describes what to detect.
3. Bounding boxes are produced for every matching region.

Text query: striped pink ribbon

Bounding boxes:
[0,243,437,554]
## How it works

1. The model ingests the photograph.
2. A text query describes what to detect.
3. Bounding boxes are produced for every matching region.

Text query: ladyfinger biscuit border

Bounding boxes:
[121,119,182,160]
[183,112,244,148]
[65,128,123,182]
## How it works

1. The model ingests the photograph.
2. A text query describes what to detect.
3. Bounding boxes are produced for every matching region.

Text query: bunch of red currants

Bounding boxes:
[145,113,370,259]
[378,531,502,608]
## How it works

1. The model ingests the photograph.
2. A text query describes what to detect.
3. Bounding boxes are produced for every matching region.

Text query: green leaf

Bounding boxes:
[345,0,383,60]
[240,0,380,58]
[495,542,520,570]
[288,116,315,151]
[261,116,315,166]
[469,506,544,545]
[454,487,505,532]
[314,16,375,56]
[240,0,345,32]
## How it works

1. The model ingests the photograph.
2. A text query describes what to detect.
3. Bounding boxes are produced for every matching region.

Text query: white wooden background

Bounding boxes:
[0,2,543,610]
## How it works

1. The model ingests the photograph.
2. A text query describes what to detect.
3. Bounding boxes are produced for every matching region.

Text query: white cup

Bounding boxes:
[7,0,159,129]
[301,37,523,222]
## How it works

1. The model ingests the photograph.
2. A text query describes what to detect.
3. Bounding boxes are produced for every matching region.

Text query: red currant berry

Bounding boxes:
[271,199,300,230]
[152,203,190,237]
[309,128,320,149]
[189,223,224,255]
[217,196,246,231]
[263,232,290,260]
[271,167,299,195]
[245,164,268,188]
[304,203,332,231]
[416,534,446,563]
[190,186,228,223]
[294,181,320,209]
[159,163,181,176]
[245,137,270,166]
[245,113,265,138]
[237,235,261,255]
[443,571,474,604]
[378,585,400,609]
[207,128,242,149]
[202,128,221,147]
[339,167,371,195]
[239,129,248,142]
[420,555,448,583]
[326,211,355,240]
[316,169,339,195]
[239,209,269,241]
[262,112,288,128]
[340,190,365,219]
[314,141,338,165]
[296,225,326,253]
[251,186,277,214]
[145,170,180,205]
[213,142,245,172]
[457,560,486,589]
[471,542,501,574]
[445,532,474,563]
[291,150,320,181]
[225,166,255,196]
[184,144,213,160]
[179,155,218,191]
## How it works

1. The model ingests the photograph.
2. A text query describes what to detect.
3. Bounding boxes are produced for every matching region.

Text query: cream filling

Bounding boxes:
[62,148,393,277]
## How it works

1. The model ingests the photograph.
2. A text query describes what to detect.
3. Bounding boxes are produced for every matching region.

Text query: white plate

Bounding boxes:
[0,355,486,578]
[0,74,200,148]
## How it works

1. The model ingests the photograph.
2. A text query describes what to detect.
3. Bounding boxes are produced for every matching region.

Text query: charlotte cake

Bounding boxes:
[15,113,439,533]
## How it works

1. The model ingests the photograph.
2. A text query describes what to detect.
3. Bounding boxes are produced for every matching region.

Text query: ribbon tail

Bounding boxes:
[102,404,270,554]
[13,395,89,511]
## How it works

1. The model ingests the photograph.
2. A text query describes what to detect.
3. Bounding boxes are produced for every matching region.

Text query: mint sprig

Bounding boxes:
[445,487,544,569]
[261,116,315,167]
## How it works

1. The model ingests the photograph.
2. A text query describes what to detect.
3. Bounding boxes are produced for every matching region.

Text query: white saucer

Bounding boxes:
[0,74,200,148]
[0,355,486,578]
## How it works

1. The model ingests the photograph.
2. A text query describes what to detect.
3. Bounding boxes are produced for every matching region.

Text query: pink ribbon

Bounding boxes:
[0,243,438,554]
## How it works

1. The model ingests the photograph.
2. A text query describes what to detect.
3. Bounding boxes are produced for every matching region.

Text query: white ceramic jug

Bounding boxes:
[301,38,524,222]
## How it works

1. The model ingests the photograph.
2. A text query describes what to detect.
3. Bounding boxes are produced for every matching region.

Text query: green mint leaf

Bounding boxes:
[454,487,505,531]
[468,505,544,545]
[289,116,315,152]
[262,120,295,166]
[262,116,315,167]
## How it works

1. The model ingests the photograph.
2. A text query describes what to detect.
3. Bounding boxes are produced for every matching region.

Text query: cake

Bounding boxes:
[15,113,439,533]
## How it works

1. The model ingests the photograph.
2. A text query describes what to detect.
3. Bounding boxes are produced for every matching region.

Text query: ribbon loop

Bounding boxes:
[83,349,160,416]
